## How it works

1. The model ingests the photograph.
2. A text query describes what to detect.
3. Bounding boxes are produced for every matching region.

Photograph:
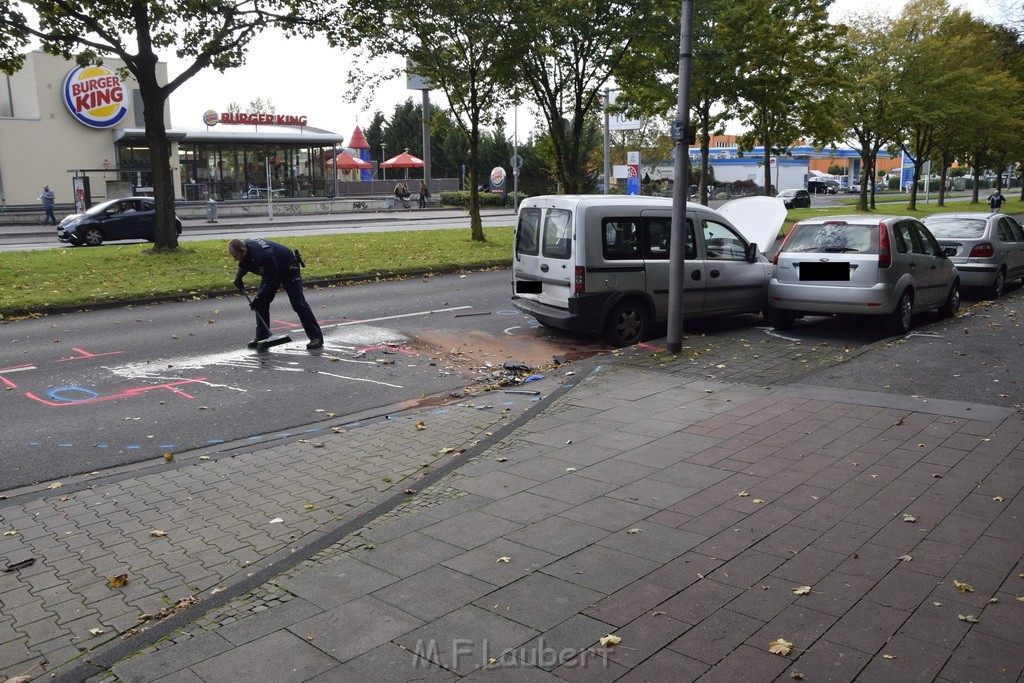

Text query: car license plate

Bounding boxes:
[799,262,849,281]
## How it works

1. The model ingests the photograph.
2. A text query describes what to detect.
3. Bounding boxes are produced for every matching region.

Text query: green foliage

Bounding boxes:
[439,191,511,208]
[0,228,514,317]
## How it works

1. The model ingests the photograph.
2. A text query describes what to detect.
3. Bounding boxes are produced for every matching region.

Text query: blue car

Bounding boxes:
[57,197,183,246]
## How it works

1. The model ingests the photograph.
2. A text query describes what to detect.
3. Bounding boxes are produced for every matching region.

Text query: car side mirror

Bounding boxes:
[746,243,759,262]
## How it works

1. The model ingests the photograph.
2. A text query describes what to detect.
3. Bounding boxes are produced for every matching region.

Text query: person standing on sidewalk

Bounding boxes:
[418,180,428,209]
[228,238,324,349]
[39,185,57,225]
[987,188,1006,213]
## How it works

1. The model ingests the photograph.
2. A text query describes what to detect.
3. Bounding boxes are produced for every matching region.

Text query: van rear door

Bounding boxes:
[513,205,574,311]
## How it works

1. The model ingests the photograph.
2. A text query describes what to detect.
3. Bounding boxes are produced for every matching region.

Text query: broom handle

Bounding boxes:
[238,286,274,332]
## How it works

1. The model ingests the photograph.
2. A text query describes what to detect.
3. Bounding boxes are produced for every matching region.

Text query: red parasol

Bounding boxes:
[329,150,372,169]
[380,149,424,169]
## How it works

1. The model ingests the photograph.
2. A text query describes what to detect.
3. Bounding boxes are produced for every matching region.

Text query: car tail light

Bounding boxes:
[878,222,892,269]
[969,242,994,258]
[772,225,799,265]
[574,266,585,295]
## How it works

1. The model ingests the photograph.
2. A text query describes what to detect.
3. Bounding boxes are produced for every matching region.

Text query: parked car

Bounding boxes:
[777,188,811,209]
[57,197,183,246]
[767,215,960,334]
[511,195,787,346]
[806,179,839,195]
[923,213,1024,298]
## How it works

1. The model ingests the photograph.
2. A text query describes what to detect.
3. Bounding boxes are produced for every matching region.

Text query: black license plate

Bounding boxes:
[799,262,849,281]
[515,280,542,294]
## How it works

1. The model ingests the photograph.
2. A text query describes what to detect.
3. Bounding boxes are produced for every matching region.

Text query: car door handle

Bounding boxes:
[709,269,720,278]
[690,270,701,281]
[540,264,549,272]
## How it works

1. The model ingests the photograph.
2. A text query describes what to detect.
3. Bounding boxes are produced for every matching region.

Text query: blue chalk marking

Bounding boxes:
[248,436,264,441]
[58,443,73,447]
[95,444,109,449]
[29,442,40,446]
[207,439,225,444]
[274,432,292,437]
[305,428,321,433]
[431,409,450,414]
[47,386,99,403]
[501,402,515,406]
[159,444,176,449]
[343,422,361,428]
[126,445,141,449]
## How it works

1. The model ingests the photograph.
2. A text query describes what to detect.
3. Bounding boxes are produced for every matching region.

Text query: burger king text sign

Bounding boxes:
[63,65,130,129]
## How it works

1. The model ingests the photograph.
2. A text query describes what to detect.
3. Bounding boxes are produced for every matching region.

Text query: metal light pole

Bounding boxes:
[666,0,694,354]
[381,143,387,181]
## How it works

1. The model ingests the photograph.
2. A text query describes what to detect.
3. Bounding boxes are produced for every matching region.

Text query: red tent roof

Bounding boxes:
[329,150,372,169]
[348,126,369,150]
[380,150,424,168]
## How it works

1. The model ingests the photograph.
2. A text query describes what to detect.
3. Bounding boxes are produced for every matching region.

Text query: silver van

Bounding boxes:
[511,195,787,345]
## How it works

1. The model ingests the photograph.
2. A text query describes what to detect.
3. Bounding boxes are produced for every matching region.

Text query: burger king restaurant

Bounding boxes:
[0,51,345,210]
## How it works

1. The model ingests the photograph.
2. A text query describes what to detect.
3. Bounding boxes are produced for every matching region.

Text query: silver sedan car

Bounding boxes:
[922,213,1024,298]
[768,215,960,334]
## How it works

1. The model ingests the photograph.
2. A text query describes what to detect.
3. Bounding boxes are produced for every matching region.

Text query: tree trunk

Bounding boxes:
[467,124,484,242]
[761,136,772,196]
[908,163,920,211]
[140,89,178,251]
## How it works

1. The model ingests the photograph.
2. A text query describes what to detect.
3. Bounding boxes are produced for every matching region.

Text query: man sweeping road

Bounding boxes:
[228,238,324,350]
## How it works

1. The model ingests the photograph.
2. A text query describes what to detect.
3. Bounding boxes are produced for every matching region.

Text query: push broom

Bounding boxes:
[238,286,293,351]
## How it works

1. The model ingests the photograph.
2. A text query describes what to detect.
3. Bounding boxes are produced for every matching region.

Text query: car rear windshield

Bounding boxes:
[783,222,877,254]
[924,218,985,239]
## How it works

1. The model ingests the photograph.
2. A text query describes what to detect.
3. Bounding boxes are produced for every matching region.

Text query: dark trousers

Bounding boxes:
[253,268,322,341]
[43,207,57,225]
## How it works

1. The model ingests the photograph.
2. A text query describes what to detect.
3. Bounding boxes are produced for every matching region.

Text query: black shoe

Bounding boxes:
[306,337,323,349]
[247,338,268,349]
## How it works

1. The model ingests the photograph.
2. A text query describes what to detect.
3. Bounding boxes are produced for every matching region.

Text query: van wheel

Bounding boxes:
[605,301,649,347]
[888,290,913,334]
[768,306,796,330]
[939,281,960,318]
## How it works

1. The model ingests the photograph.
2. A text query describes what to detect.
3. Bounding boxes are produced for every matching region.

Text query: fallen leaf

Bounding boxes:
[993,496,1004,502]
[210,587,226,594]
[495,457,509,462]
[415,420,426,430]
[627,528,642,535]
[933,602,942,607]
[599,634,622,647]
[163,453,174,461]
[790,672,805,680]
[792,586,812,595]
[47,482,62,490]
[487,657,498,665]
[769,638,794,656]
[2,530,17,537]
[89,627,104,635]
[753,499,765,504]
[958,614,979,623]
[312,442,325,448]
[269,517,284,524]
[902,514,917,523]
[199,456,210,461]
[738,491,750,497]
[1016,596,1024,603]
[882,654,896,660]
[988,598,998,604]
[107,574,129,588]
[404,488,417,494]
[566,467,577,472]
[496,556,511,563]
[898,555,912,562]
[953,580,974,593]
[149,530,167,537]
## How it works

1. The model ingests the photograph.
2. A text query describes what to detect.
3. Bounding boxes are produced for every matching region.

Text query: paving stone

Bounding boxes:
[668,607,763,666]
[418,510,523,551]
[111,632,232,683]
[515,614,611,671]
[606,478,702,509]
[746,603,838,652]
[692,527,764,562]
[582,579,678,628]
[709,550,786,589]
[477,492,574,526]
[788,571,875,617]
[680,505,751,537]
[501,456,584,483]
[473,573,602,632]
[190,629,338,682]
[602,611,690,669]
[505,516,606,556]
[275,556,399,608]
[541,443,622,467]
[896,596,974,651]
[575,459,658,486]
[218,596,323,646]
[558,496,658,533]
[394,605,539,676]
[449,471,539,500]
[863,565,938,611]
[552,647,629,683]
[354,532,463,579]
[693,642,790,683]
[441,538,557,588]
[773,546,847,586]
[289,596,421,663]
[373,565,495,622]
[834,542,900,580]
[656,578,743,626]
[823,600,908,654]
[542,545,659,594]
[942,629,1024,682]
[786,637,870,682]
[306,642,455,682]
[461,662,563,681]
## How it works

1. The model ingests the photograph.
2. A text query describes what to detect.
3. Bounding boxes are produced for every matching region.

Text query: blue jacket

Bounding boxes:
[234,238,298,303]
[40,189,55,208]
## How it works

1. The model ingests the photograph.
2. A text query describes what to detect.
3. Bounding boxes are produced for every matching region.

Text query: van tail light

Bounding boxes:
[574,266,585,295]
[878,222,892,269]
[969,243,994,258]
[772,225,798,265]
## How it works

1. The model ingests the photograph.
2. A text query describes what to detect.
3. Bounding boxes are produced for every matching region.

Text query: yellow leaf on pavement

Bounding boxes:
[496,556,511,563]
[769,638,794,656]
[953,580,974,593]
[599,634,622,647]
[107,574,129,588]
[47,482,62,489]
[149,530,167,537]
[792,586,812,595]
[415,420,426,430]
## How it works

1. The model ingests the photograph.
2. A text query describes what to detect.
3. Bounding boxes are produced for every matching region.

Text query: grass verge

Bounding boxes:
[0,227,514,318]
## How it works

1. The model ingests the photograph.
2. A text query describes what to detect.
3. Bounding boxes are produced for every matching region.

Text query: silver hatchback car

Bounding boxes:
[768,215,960,333]
[922,212,1024,298]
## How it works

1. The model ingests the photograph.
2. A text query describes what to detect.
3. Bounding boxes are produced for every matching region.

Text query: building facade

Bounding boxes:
[0,51,345,209]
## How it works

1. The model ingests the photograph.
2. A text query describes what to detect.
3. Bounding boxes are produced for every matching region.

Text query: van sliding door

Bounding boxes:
[642,213,704,320]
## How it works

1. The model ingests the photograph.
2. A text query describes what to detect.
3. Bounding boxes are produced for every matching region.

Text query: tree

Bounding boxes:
[508,0,654,194]
[0,0,329,251]
[718,0,846,194]
[344,1,516,242]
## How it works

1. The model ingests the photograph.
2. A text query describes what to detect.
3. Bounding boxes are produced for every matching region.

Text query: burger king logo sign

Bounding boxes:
[63,65,129,129]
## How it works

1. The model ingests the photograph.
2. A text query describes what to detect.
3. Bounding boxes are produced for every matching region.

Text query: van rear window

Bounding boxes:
[542,209,572,259]
[515,208,541,256]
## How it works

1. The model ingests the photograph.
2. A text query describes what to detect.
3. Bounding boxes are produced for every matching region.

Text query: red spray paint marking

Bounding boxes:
[55,348,125,362]
[23,378,206,407]
[635,342,665,352]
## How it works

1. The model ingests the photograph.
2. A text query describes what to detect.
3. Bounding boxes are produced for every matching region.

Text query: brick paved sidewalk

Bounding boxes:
[72,358,1024,682]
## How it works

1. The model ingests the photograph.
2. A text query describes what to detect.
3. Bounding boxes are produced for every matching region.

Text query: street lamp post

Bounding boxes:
[381,143,387,181]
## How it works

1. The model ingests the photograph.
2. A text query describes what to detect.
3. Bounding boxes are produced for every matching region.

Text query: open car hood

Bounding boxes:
[717,197,788,254]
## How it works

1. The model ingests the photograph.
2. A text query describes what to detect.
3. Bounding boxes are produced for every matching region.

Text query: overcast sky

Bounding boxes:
[165,0,1005,146]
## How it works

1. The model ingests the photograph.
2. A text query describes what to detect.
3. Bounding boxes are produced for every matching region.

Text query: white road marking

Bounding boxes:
[758,326,801,342]
[314,371,403,388]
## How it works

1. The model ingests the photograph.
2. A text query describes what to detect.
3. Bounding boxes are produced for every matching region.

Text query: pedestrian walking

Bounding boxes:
[39,185,57,225]
[987,189,1006,213]
[228,238,324,349]
[418,180,427,209]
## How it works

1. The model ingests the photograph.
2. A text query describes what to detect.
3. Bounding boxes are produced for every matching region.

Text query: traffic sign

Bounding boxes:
[510,154,523,170]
